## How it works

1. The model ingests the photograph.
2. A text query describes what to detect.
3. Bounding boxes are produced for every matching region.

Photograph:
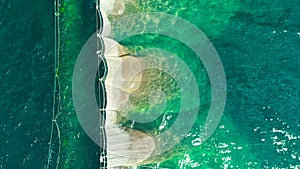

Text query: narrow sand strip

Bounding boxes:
[100,1,155,167]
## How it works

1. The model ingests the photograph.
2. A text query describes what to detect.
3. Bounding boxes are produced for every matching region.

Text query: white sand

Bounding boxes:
[99,9,111,37]
[105,124,155,167]
[100,0,125,16]
[99,2,155,167]
[103,37,155,167]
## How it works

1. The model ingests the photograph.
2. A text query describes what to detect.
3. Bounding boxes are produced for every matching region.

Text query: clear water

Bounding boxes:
[1,0,300,168]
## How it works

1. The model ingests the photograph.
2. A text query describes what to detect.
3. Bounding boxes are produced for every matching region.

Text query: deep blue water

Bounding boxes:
[0,0,55,168]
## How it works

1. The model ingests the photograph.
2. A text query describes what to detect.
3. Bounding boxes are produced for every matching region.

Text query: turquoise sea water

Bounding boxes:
[1,0,300,168]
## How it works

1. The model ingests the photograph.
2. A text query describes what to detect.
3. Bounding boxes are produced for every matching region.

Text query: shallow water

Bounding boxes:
[1,0,300,168]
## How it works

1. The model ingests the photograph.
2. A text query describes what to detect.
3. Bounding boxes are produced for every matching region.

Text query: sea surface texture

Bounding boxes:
[0,0,300,168]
